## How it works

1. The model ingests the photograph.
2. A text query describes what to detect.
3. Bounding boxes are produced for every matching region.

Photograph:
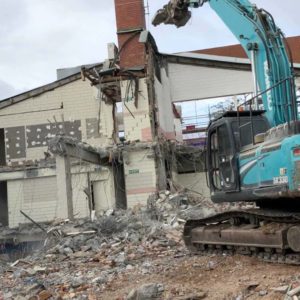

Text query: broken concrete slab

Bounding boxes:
[271,285,289,293]
[288,286,300,297]
[127,283,164,300]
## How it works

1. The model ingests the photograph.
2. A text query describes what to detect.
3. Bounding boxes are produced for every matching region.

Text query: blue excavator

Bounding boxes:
[153,0,300,263]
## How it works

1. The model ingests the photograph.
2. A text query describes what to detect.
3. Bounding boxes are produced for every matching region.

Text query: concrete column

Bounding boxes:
[56,155,73,220]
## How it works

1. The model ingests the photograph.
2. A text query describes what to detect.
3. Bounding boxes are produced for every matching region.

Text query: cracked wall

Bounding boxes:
[120,78,153,142]
[0,78,117,227]
[0,79,115,165]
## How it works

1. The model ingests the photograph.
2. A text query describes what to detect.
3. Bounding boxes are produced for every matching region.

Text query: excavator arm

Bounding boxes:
[153,0,297,127]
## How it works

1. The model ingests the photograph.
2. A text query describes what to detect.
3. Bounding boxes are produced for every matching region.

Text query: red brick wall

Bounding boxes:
[114,0,146,69]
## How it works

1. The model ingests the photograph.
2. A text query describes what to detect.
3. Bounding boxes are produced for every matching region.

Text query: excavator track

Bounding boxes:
[183,209,300,265]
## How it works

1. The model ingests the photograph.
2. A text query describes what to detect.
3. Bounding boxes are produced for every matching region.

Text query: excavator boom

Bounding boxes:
[153,0,297,127]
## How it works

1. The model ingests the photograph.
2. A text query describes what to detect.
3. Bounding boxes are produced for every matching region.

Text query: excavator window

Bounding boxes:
[231,119,268,149]
[218,124,231,155]
[209,124,233,190]
[208,120,239,193]
[210,130,222,190]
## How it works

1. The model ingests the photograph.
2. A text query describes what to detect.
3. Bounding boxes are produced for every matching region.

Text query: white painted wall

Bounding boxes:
[120,78,152,142]
[168,63,253,102]
[8,176,58,228]
[71,173,90,219]
[173,172,211,199]
[123,149,157,208]
[7,179,24,228]
[90,167,116,213]
[6,164,114,227]
[295,77,300,90]
[174,118,183,142]
[155,69,177,140]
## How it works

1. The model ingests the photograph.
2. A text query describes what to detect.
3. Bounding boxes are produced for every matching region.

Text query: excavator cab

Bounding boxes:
[206,111,269,202]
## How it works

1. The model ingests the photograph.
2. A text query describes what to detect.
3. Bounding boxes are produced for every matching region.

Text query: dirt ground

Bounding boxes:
[2,242,300,299]
[99,253,300,300]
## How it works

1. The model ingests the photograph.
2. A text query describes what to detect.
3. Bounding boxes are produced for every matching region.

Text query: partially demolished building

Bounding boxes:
[1,0,300,228]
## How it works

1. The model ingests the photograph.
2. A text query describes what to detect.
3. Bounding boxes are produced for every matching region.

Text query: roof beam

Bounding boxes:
[48,136,111,165]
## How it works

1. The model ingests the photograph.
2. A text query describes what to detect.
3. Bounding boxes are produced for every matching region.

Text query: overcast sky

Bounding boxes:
[0,0,299,100]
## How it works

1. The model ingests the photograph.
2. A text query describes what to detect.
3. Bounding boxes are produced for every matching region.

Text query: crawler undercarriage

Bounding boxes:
[184,209,300,265]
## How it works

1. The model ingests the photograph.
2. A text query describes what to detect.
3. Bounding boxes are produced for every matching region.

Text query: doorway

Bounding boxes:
[0,181,8,226]
[0,129,6,166]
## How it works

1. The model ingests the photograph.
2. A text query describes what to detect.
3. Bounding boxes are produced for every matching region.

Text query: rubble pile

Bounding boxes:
[233,276,300,300]
[147,190,217,226]
[0,206,185,299]
[0,190,285,299]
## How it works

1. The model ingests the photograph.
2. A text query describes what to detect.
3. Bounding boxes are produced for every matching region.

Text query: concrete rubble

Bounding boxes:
[0,190,193,299]
[1,191,300,299]
[148,190,217,224]
[126,283,165,300]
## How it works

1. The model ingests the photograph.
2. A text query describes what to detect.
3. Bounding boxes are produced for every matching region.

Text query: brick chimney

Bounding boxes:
[114,0,146,69]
